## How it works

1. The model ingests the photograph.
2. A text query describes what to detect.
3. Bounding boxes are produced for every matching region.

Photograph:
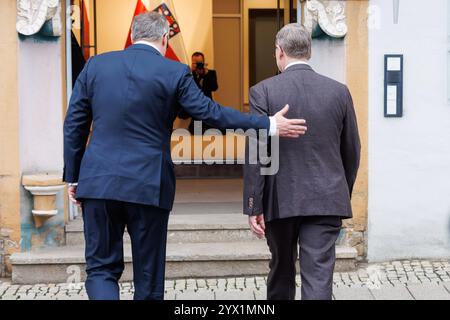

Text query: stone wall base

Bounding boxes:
[338,227,367,261]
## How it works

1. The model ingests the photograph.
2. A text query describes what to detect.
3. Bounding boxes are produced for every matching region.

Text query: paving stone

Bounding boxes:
[4,259,450,300]
[186,279,197,289]
[65,294,88,300]
[17,294,37,300]
[333,286,374,300]
[254,288,267,300]
[370,284,414,300]
[207,279,218,287]
[217,279,227,288]
[215,289,255,300]
[4,289,18,296]
[164,291,176,301]
[176,289,214,300]
[227,278,236,287]
[235,277,246,285]
[442,282,450,294]
[407,283,450,300]
[350,282,364,288]
[245,277,256,288]
[34,295,52,300]
[175,279,186,290]
[197,279,207,289]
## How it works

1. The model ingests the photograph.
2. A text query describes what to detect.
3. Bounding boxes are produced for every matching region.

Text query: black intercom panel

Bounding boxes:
[384,54,404,118]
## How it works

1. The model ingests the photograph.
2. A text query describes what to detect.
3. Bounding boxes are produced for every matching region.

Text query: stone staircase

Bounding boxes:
[11,211,358,284]
[10,180,358,284]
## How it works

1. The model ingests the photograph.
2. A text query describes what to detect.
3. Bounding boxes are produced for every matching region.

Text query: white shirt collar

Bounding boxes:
[285,60,309,71]
[134,40,162,55]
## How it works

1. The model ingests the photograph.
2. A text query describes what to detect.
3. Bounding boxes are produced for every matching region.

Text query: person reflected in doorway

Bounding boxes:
[178,52,223,134]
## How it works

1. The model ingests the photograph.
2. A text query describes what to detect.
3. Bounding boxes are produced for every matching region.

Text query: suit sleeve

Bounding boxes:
[243,85,269,216]
[340,87,361,196]
[63,59,93,183]
[176,66,269,131]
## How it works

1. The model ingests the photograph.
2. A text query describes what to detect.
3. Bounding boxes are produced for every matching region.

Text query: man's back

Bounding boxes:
[66,44,185,209]
[244,64,361,221]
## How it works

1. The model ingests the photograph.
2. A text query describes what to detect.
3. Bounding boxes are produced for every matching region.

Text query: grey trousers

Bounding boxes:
[265,215,342,300]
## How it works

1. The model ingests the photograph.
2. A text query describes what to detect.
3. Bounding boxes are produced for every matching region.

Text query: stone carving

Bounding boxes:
[17,0,62,37]
[304,0,348,38]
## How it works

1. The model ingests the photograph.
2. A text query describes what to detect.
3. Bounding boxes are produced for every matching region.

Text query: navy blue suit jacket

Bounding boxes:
[63,44,270,210]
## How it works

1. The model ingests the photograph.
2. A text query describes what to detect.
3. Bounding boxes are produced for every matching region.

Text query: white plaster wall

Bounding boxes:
[309,36,346,84]
[19,38,64,174]
[368,0,450,261]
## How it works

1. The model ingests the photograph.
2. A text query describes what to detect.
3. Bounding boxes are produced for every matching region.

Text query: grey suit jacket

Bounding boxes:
[243,64,361,221]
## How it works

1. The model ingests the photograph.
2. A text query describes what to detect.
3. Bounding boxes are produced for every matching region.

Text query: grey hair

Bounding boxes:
[131,12,170,42]
[275,23,312,60]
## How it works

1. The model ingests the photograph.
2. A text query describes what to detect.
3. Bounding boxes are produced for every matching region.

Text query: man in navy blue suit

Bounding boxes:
[63,12,307,300]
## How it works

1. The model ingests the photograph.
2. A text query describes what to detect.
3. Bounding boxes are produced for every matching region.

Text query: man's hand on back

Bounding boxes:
[274,105,307,138]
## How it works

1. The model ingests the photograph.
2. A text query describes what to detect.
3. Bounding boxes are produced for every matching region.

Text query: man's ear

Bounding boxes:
[279,47,285,60]
[163,32,169,47]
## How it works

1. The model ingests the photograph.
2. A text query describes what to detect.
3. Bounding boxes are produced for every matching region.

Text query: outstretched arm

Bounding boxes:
[176,66,306,137]
[63,59,93,184]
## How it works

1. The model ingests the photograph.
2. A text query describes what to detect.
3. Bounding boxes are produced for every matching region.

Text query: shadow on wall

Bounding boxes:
[447,210,450,247]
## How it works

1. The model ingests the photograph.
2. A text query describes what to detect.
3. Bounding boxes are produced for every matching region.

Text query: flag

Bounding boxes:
[124,0,148,49]
[81,0,90,60]
[151,1,188,64]
[124,0,189,65]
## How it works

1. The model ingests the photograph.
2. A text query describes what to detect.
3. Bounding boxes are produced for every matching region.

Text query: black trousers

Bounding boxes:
[81,199,170,300]
[265,216,342,300]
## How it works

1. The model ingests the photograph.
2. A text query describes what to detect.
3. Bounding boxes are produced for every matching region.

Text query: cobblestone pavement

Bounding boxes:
[1,260,450,300]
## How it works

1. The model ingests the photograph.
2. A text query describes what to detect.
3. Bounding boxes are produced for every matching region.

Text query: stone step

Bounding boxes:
[174,164,243,179]
[66,213,254,246]
[10,242,358,284]
[172,202,243,215]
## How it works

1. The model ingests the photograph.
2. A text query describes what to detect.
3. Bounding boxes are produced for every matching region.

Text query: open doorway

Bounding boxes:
[66,0,299,181]
[249,8,285,88]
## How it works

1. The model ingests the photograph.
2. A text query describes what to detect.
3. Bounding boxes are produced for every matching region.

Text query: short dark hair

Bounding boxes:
[131,12,169,42]
[276,23,312,60]
[192,52,205,59]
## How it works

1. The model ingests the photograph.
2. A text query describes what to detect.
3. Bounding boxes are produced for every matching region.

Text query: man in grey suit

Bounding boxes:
[244,24,361,300]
